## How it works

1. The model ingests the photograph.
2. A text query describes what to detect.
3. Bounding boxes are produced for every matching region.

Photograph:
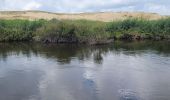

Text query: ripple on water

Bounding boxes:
[118,89,141,100]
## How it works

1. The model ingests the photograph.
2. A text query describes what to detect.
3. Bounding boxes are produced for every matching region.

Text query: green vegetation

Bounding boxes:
[0,18,170,44]
[0,19,45,41]
[107,18,170,40]
[35,19,112,44]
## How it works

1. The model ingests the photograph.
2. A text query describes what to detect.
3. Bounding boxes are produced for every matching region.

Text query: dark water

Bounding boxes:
[0,41,170,100]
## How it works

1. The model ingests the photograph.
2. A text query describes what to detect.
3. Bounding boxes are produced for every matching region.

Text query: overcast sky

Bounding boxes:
[0,0,170,15]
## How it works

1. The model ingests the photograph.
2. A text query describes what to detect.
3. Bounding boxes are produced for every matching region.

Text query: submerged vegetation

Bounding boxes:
[0,18,170,44]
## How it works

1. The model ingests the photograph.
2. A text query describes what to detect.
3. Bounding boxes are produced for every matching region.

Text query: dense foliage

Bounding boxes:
[107,18,170,39]
[0,19,45,41]
[35,19,112,43]
[0,18,170,43]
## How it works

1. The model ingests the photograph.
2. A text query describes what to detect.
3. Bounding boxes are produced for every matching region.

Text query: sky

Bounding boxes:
[0,0,170,15]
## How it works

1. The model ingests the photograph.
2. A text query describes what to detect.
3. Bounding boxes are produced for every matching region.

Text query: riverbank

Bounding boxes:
[0,18,170,44]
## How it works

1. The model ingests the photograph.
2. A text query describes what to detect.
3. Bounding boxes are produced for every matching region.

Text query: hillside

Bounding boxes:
[0,11,167,22]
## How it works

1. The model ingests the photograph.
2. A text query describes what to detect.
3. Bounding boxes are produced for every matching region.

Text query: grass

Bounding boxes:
[107,18,170,39]
[0,18,170,43]
[0,19,45,41]
[35,19,112,43]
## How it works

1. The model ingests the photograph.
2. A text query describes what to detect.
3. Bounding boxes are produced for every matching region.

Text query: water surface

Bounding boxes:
[0,41,170,100]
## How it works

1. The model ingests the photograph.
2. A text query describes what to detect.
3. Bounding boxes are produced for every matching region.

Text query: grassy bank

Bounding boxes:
[0,18,170,44]
[0,19,45,41]
[107,18,170,40]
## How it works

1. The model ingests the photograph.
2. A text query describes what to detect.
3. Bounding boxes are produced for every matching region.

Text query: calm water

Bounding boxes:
[0,41,170,100]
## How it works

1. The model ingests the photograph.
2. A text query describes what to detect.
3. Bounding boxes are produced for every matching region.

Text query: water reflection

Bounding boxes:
[0,41,170,100]
[0,69,42,100]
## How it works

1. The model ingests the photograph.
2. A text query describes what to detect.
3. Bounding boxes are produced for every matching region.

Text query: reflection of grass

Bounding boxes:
[0,41,170,64]
[0,18,170,43]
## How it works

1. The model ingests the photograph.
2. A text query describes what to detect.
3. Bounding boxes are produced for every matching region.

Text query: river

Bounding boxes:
[0,41,170,100]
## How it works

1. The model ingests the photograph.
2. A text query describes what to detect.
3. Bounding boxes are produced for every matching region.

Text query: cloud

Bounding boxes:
[23,1,42,10]
[0,0,42,11]
[0,0,170,15]
[144,3,170,15]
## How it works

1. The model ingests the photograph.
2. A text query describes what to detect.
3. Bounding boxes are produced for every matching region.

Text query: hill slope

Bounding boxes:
[0,11,167,22]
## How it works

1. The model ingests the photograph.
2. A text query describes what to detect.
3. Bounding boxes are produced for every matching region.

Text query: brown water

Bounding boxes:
[0,41,170,100]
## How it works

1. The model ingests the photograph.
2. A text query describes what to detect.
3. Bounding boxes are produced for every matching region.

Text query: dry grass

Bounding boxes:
[0,11,167,22]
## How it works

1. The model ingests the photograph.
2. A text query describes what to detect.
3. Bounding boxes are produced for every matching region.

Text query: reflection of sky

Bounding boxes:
[0,54,44,100]
[0,49,170,100]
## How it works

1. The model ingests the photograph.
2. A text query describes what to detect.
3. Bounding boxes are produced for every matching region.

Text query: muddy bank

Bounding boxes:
[117,34,170,41]
[40,35,115,45]
[37,34,169,45]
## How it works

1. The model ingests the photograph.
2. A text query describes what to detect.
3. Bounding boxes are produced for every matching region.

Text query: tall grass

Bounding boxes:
[107,18,170,39]
[35,19,113,43]
[0,18,170,43]
[0,19,46,41]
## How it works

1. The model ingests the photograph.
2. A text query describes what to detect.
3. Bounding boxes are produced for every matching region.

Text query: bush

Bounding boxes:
[35,20,113,43]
